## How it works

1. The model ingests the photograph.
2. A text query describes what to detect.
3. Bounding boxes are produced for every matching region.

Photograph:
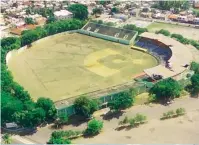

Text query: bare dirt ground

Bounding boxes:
[147,22,199,41]
[75,110,199,144]
[24,97,199,144]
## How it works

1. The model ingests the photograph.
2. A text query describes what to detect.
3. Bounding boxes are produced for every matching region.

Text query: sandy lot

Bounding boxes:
[147,22,199,41]
[75,110,199,144]
[24,97,199,144]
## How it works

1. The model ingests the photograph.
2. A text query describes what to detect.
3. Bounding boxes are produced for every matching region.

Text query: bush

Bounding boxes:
[120,114,147,128]
[85,119,103,136]
[119,116,129,125]
[167,110,175,118]
[161,108,186,120]
[176,108,186,116]
[156,29,170,36]
[134,113,147,124]
[123,24,148,34]
[161,110,175,120]
[128,118,136,127]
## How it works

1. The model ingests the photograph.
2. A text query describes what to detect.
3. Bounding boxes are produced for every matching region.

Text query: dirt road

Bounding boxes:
[25,97,199,144]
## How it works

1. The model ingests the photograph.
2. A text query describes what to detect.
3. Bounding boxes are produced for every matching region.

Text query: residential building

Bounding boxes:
[54,10,73,20]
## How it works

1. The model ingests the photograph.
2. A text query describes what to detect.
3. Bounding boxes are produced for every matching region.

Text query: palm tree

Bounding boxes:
[2,133,12,144]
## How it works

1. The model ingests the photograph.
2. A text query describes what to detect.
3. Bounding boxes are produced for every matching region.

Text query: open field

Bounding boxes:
[75,110,199,144]
[23,97,199,144]
[7,33,157,101]
[147,22,199,41]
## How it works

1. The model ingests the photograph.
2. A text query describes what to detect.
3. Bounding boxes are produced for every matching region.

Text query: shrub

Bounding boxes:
[85,119,103,136]
[121,114,147,128]
[134,113,147,124]
[119,116,129,125]
[161,108,186,120]
[129,118,136,127]
[156,29,170,36]
[167,110,175,118]
[176,108,186,116]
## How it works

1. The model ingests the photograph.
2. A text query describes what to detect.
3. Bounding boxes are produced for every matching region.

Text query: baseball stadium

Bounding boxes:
[7,22,193,113]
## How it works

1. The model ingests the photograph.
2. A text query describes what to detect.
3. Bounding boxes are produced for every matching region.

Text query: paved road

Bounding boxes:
[11,135,37,144]
[24,97,199,144]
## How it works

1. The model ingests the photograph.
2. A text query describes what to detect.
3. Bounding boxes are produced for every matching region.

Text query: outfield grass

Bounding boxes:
[147,22,199,40]
[7,33,158,101]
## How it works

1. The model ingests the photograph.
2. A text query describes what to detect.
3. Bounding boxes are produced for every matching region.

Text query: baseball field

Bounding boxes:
[7,33,158,101]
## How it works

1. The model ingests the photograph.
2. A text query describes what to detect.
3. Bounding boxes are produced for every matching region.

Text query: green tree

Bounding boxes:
[25,17,35,24]
[111,7,119,13]
[26,7,32,15]
[149,78,182,102]
[31,107,46,125]
[36,97,57,121]
[21,30,40,46]
[74,96,99,118]
[190,61,199,74]
[123,24,148,35]
[23,100,36,111]
[92,7,103,16]
[2,133,12,144]
[46,15,56,24]
[1,91,23,124]
[85,119,103,136]
[12,83,31,102]
[54,113,68,128]
[153,1,190,11]
[108,91,134,111]
[13,107,46,127]
[191,74,199,97]
[1,64,15,92]
[48,137,71,144]
[68,4,88,20]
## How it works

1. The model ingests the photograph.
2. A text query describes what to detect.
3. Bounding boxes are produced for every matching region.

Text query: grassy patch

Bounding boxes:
[134,93,150,105]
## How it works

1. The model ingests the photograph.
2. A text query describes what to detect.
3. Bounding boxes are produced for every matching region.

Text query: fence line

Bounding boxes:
[57,76,191,116]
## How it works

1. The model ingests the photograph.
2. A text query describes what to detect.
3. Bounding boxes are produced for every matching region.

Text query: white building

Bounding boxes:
[54,10,73,20]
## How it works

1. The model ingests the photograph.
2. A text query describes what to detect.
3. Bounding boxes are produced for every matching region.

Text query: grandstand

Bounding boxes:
[136,32,193,80]
[78,22,138,45]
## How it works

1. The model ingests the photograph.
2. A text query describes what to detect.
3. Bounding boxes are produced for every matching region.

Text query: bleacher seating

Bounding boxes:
[82,22,137,41]
[135,39,172,62]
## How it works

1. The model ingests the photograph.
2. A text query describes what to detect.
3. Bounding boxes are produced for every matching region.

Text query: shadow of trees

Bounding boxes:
[101,110,124,121]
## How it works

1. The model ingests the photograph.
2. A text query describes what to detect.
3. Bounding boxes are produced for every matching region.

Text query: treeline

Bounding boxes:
[156,29,199,50]
[123,24,148,35]
[21,19,85,46]
[152,1,190,12]
[1,18,85,128]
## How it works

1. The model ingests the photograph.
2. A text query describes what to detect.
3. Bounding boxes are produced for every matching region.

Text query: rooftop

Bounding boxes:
[140,32,193,79]
[54,10,72,17]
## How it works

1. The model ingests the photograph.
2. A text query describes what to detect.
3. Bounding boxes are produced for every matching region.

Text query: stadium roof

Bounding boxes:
[140,32,193,79]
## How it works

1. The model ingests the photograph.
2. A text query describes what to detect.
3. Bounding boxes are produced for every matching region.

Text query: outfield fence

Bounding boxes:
[56,75,191,116]
[56,81,152,116]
